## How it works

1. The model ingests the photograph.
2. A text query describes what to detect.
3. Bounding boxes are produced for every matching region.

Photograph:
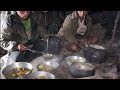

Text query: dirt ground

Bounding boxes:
[51,48,119,79]
[30,37,119,79]
[1,35,120,79]
[50,36,120,79]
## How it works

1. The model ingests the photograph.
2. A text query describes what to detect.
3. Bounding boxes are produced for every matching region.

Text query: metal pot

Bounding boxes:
[2,62,33,79]
[69,62,95,78]
[83,44,108,63]
[46,35,63,54]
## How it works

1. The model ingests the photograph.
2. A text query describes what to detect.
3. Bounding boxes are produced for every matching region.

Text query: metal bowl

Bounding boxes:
[69,62,95,78]
[37,61,59,72]
[43,54,63,63]
[25,71,55,79]
[2,62,33,79]
[64,56,86,66]
[43,53,53,59]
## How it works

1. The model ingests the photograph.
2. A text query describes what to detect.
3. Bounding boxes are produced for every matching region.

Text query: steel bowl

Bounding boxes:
[43,54,63,63]
[2,62,33,79]
[69,62,95,78]
[64,56,86,66]
[37,61,59,72]
[25,71,55,79]
[43,53,53,59]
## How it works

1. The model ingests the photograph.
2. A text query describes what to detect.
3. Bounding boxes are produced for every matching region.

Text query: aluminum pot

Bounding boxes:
[83,44,108,63]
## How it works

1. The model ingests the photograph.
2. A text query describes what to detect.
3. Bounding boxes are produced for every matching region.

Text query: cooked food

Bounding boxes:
[65,56,86,66]
[68,59,81,63]
[37,64,53,71]
[35,76,48,79]
[6,68,31,79]
[90,45,105,50]
[75,63,94,71]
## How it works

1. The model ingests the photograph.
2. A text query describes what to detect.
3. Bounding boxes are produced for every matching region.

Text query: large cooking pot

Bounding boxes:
[31,35,64,55]
[83,44,108,63]
[2,62,33,79]
[69,62,95,78]
[46,35,63,54]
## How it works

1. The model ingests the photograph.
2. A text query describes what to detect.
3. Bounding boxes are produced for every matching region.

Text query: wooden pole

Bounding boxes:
[107,11,120,49]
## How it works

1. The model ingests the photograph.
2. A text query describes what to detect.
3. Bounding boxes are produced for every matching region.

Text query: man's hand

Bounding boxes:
[77,39,87,47]
[87,36,98,45]
[66,42,81,52]
[77,36,98,48]
[17,44,28,52]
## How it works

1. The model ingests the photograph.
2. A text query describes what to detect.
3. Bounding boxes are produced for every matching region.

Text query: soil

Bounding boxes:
[29,39,120,79]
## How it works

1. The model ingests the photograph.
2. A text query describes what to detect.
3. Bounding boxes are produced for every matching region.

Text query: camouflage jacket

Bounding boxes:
[0,11,48,51]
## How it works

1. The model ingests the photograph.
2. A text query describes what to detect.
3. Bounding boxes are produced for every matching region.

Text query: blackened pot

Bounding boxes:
[83,44,108,63]
[46,35,63,54]
[69,62,95,78]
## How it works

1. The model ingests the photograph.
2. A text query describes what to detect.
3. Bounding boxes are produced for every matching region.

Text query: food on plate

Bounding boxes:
[6,68,31,79]
[37,64,53,71]
[35,76,48,79]
[67,59,81,63]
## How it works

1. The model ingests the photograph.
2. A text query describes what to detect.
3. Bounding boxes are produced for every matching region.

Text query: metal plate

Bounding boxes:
[25,71,55,79]
[43,54,53,59]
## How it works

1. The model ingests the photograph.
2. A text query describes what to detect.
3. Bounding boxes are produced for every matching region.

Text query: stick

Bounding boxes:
[107,11,120,49]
